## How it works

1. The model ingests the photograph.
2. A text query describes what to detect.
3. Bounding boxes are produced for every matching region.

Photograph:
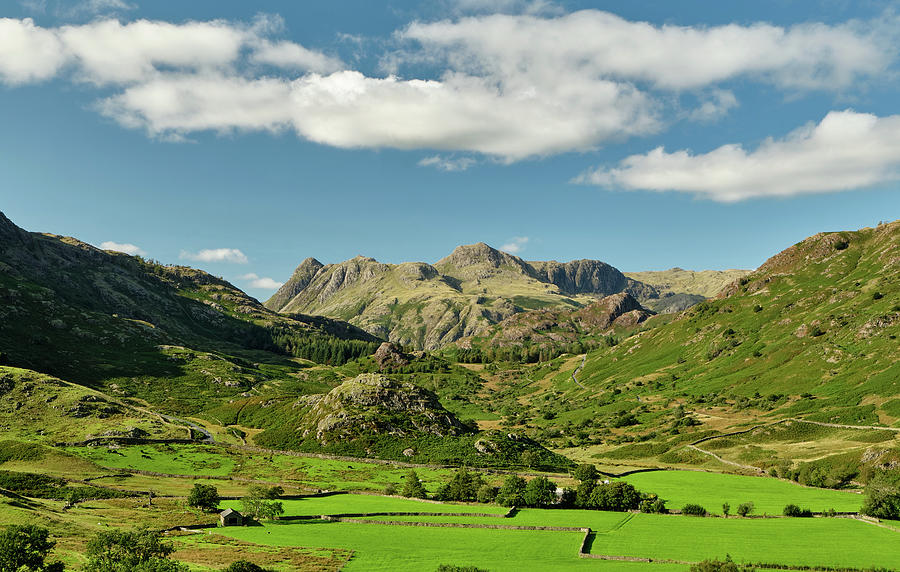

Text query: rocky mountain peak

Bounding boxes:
[438,242,515,269]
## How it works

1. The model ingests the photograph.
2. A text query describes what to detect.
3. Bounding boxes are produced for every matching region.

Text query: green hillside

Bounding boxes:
[478,221,899,480]
[0,210,380,412]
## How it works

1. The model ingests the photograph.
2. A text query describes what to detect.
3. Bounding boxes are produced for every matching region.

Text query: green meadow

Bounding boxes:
[622,470,864,514]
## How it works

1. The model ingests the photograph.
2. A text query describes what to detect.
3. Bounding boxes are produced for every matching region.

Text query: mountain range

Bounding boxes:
[266,242,742,349]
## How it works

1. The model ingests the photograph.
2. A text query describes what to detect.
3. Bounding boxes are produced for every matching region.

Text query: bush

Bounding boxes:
[681,503,707,516]
[861,471,900,519]
[736,502,754,517]
[476,484,497,504]
[84,527,187,572]
[382,484,397,496]
[589,482,642,512]
[0,524,63,572]
[224,561,274,572]
[782,504,813,517]
[691,557,753,572]
[436,566,489,572]
[640,497,668,514]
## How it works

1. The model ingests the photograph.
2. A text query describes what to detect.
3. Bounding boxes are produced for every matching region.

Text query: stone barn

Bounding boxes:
[219,508,243,527]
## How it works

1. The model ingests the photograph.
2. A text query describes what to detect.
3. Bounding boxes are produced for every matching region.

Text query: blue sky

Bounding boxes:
[1,0,898,297]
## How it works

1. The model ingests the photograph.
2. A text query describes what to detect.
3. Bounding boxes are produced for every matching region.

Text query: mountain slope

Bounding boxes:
[0,211,380,412]
[623,268,751,313]
[267,242,659,349]
[581,220,899,412]
[467,221,899,476]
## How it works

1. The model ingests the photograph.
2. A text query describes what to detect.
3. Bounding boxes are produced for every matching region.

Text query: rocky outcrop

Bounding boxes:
[373,342,409,370]
[473,292,653,349]
[530,259,630,296]
[298,374,468,443]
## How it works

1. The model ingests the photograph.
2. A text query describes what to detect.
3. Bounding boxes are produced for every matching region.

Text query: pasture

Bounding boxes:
[622,470,863,514]
[214,494,900,571]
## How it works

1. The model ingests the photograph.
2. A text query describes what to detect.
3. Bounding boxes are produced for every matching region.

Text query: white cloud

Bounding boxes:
[0,12,893,162]
[578,110,900,202]
[500,236,529,254]
[418,155,476,171]
[99,69,656,159]
[250,39,344,73]
[59,19,248,85]
[100,240,146,256]
[0,17,336,86]
[0,18,67,84]
[180,248,249,264]
[239,273,283,289]
[401,11,888,91]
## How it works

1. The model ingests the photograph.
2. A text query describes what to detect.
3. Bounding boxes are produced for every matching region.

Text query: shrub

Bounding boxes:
[0,524,63,572]
[589,482,642,512]
[640,497,667,514]
[861,472,900,520]
[722,503,730,517]
[736,502,754,517]
[224,561,274,572]
[476,484,497,504]
[681,503,707,516]
[783,504,813,517]
[382,484,397,496]
[691,557,753,572]
[84,527,187,572]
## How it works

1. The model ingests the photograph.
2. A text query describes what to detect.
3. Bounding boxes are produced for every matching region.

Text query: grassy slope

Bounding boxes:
[623,268,750,298]
[0,212,378,413]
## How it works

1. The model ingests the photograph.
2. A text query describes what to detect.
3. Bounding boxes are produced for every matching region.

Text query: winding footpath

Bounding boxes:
[571,354,587,389]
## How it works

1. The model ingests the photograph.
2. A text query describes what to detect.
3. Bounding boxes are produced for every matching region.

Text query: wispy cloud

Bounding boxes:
[239,272,283,289]
[577,110,900,202]
[500,236,529,254]
[100,240,146,256]
[418,155,476,171]
[180,248,248,264]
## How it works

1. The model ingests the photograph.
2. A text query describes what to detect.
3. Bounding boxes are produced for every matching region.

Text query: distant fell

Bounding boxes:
[267,243,661,349]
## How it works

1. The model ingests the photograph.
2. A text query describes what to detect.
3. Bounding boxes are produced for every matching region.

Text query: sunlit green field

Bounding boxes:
[622,470,863,514]
[213,494,900,571]
[219,521,681,571]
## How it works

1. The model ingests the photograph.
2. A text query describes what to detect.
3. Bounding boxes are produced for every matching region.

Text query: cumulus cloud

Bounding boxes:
[500,236,529,254]
[0,18,67,84]
[0,17,334,86]
[180,248,249,264]
[401,11,889,91]
[100,240,146,256]
[0,11,893,162]
[239,273,284,289]
[578,110,900,202]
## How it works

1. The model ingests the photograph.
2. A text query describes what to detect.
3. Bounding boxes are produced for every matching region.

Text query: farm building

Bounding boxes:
[219,508,243,527]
